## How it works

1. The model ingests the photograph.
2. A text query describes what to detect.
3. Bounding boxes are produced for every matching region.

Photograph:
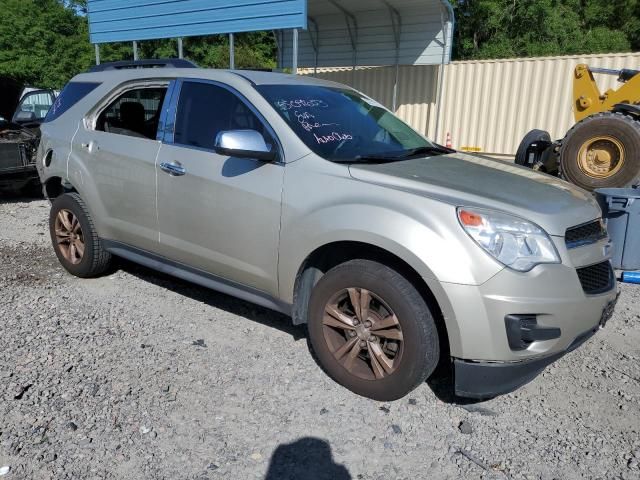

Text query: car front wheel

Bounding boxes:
[307,259,440,401]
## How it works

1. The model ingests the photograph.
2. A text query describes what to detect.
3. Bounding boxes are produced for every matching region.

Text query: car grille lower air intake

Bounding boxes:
[576,261,614,295]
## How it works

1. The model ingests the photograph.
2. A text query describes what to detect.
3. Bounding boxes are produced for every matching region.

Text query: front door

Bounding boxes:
[156,80,284,295]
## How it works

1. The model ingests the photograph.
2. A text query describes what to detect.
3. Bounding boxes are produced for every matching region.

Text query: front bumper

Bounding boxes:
[440,261,618,362]
[454,323,599,398]
[443,261,619,398]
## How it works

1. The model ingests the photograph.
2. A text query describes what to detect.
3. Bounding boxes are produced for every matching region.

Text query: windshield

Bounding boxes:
[256,84,436,161]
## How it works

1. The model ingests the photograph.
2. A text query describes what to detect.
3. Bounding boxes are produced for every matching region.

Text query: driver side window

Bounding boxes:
[173,81,272,151]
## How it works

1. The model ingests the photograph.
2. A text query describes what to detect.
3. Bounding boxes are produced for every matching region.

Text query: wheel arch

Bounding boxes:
[291,240,460,362]
[43,172,83,199]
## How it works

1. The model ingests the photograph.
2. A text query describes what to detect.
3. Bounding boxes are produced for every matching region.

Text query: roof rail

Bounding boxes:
[88,58,198,72]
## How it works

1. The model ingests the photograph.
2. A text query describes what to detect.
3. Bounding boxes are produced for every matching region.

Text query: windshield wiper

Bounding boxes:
[332,155,400,164]
[391,145,455,159]
[345,144,454,163]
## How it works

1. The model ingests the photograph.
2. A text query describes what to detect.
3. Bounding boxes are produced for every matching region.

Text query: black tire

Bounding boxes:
[49,193,112,278]
[560,112,640,191]
[307,259,440,401]
[515,129,551,167]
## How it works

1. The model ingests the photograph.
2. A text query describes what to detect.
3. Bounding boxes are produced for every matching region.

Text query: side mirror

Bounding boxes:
[13,110,36,124]
[214,129,276,162]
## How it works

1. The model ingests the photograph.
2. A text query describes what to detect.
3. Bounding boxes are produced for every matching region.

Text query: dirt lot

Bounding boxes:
[0,195,639,480]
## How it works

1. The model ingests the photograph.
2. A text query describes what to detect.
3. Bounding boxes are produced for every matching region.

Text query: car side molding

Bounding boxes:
[102,240,292,316]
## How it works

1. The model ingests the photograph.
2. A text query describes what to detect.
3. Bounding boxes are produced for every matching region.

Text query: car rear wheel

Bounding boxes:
[49,193,112,278]
[307,259,440,401]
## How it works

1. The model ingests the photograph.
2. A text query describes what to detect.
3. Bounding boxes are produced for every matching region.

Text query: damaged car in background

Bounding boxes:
[0,76,56,194]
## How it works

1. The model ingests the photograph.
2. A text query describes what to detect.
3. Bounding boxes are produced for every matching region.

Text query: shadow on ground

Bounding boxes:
[426,365,487,405]
[0,188,43,204]
[119,259,306,341]
[265,437,350,480]
[117,259,485,404]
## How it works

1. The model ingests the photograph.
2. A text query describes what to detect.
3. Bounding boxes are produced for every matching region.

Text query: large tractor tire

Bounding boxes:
[560,112,640,191]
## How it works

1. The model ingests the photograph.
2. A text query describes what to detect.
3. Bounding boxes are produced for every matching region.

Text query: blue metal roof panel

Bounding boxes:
[87,0,307,43]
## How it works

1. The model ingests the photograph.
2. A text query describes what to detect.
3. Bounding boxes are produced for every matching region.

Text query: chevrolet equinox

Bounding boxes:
[36,63,618,401]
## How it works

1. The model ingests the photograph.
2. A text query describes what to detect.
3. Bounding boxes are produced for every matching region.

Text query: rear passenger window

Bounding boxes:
[174,81,271,150]
[97,87,167,140]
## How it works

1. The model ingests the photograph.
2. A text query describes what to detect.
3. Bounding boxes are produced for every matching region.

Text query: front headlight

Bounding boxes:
[457,207,560,272]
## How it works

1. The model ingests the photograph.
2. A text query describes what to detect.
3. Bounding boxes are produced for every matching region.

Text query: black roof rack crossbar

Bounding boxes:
[89,59,198,72]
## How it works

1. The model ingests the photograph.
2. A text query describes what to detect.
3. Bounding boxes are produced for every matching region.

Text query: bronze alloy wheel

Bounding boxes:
[54,209,85,265]
[322,287,404,380]
[577,135,625,179]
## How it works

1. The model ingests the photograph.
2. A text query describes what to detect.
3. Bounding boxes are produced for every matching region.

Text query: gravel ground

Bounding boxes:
[0,195,639,480]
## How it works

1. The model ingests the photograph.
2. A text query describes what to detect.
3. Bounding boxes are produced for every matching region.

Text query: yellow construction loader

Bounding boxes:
[516,63,640,191]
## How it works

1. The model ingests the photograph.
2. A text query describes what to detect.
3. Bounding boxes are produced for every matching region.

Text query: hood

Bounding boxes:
[348,152,601,236]
[0,76,23,122]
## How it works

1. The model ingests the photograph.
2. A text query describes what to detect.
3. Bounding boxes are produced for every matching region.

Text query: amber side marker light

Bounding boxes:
[458,210,484,227]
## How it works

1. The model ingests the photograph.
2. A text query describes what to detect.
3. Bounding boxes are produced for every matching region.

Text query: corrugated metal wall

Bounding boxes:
[301,52,640,158]
[300,64,439,138]
[438,52,640,157]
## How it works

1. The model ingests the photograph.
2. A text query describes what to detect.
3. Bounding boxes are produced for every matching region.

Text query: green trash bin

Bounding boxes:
[595,188,640,270]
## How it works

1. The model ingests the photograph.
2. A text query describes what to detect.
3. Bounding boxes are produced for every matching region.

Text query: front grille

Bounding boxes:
[565,219,607,248]
[0,143,23,170]
[576,261,614,295]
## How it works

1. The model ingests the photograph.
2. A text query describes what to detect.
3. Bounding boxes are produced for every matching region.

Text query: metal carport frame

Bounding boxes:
[86,0,453,136]
[279,0,454,134]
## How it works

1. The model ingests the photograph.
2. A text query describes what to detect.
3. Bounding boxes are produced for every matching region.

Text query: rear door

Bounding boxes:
[72,82,168,251]
[155,79,284,295]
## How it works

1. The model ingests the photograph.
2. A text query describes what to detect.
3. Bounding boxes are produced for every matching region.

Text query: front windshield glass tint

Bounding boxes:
[256,84,433,161]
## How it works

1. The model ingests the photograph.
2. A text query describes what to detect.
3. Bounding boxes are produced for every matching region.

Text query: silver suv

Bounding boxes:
[37,62,618,401]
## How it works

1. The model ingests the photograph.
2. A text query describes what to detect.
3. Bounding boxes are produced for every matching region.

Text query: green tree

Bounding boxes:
[453,0,638,60]
[0,0,635,88]
[0,0,276,89]
[0,0,92,88]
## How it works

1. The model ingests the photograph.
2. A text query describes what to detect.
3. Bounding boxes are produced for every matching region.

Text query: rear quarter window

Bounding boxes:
[44,81,101,123]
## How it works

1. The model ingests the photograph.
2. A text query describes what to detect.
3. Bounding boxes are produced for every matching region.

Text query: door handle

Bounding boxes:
[160,161,186,176]
[81,141,99,153]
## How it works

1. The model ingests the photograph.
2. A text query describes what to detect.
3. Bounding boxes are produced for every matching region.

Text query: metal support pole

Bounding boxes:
[384,1,401,112]
[329,1,357,81]
[133,41,139,60]
[229,33,235,69]
[292,28,298,75]
[178,38,184,59]
[308,17,320,75]
[393,63,400,113]
[272,30,281,69]
[94,44,100,65]
[434,1,454,142]
[434,8,448,143]
[278,30,284,69]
